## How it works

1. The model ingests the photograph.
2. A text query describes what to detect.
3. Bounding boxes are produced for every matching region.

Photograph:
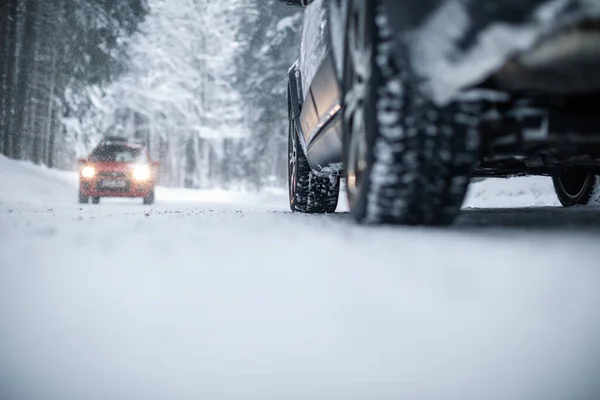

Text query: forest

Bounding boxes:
[0,0,302,190]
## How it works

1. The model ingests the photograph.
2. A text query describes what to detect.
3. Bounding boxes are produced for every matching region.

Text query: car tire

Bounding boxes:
[341,0,480,225]
[143,190,155,205]
[91,196,101,204]
[288,119,340,213]
[78,191,89,204]
[552,169,598,206]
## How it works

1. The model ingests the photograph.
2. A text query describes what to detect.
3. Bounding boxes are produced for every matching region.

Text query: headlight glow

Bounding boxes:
[81,166,95,178]
[133,165,151,181]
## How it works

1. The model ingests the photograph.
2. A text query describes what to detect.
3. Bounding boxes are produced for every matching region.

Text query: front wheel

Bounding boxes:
[78,190,89,204]
[91,196,101,204]
[552,169,598,206]
[341,0,479,225]
[143,190,155,205]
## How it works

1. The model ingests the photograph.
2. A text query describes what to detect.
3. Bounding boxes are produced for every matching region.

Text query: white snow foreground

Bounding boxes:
[1,155,599,400]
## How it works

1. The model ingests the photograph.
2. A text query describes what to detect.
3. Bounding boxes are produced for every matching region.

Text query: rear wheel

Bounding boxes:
[341,0,480,225]
[288,119,340,214]
[91,196,100,204]
[143,190,155,205]
[552,169,598,206]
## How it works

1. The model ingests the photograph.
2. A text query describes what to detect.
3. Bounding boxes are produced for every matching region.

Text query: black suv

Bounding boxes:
[280,0,600,225]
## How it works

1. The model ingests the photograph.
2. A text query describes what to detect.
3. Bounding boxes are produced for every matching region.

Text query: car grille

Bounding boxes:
[96,180,130,192]
[98,171,128,178]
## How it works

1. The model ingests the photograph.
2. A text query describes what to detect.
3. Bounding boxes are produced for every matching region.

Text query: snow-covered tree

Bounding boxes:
[2,0,303,190]
[67,0,253,188]
[0,0,148,168]
[235,0,302,188]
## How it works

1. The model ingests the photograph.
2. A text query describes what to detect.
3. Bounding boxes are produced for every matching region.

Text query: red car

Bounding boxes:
[78,137,159,205]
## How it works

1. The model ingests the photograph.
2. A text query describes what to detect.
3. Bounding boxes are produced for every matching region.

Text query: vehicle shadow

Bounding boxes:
[328,206,600,231]
[456,207,600,230]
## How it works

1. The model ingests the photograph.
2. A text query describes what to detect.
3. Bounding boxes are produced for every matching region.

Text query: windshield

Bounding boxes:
[89,145,145,163]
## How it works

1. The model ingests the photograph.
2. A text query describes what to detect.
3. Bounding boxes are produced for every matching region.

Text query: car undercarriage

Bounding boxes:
[474,90,600,178]
[469,17,600,178]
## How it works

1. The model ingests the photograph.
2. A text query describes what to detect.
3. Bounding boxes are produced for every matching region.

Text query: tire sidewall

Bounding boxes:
[553,171,597,206]
[341,0,380,222]
[288,119,298,211]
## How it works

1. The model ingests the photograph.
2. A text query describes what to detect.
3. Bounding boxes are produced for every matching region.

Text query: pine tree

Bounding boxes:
[235,0,302,188]
[0,0,148,168]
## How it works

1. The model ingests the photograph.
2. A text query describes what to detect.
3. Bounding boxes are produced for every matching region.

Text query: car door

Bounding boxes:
[298,0,343,167]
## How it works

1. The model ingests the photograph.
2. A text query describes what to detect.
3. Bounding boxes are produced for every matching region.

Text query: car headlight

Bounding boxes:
[81,166,95,178]
[132,165,151,181]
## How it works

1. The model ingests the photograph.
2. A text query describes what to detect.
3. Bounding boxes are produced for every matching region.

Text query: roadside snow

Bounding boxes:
[0,156,78,207]
[1,156,599,400]
[464,176,560,208]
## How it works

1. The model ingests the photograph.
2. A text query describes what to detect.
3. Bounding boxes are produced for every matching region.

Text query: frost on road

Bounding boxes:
[1,155,600,400]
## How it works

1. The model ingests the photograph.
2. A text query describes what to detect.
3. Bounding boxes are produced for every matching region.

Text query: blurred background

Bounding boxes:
[0,0,301,191]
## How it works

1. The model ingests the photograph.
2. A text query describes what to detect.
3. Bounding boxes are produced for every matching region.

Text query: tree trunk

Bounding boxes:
[0,5,7,155]
[3,0,19,158]
[44,46,58,167]
[184,136,195,188]
[30,33,42,164]
[13,0,38,160]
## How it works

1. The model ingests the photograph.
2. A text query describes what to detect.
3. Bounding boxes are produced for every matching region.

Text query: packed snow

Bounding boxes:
[1,155,600,400]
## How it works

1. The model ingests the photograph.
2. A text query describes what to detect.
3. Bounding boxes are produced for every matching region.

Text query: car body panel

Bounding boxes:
[299,0,330,101]
[297,0,343,172]
[80,185,154,198]
[310,53,341,128]
[306,114,343,172]
[298,91,320,144]
[299,53,342,145]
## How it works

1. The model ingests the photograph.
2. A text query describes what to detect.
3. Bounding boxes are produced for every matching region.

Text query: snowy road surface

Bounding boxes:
[1,155,600,400]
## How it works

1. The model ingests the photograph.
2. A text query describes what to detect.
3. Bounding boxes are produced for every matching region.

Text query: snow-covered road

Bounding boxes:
[1,155,600,400]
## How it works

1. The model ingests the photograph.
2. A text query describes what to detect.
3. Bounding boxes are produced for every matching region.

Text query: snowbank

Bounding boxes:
[0,155,79,207]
